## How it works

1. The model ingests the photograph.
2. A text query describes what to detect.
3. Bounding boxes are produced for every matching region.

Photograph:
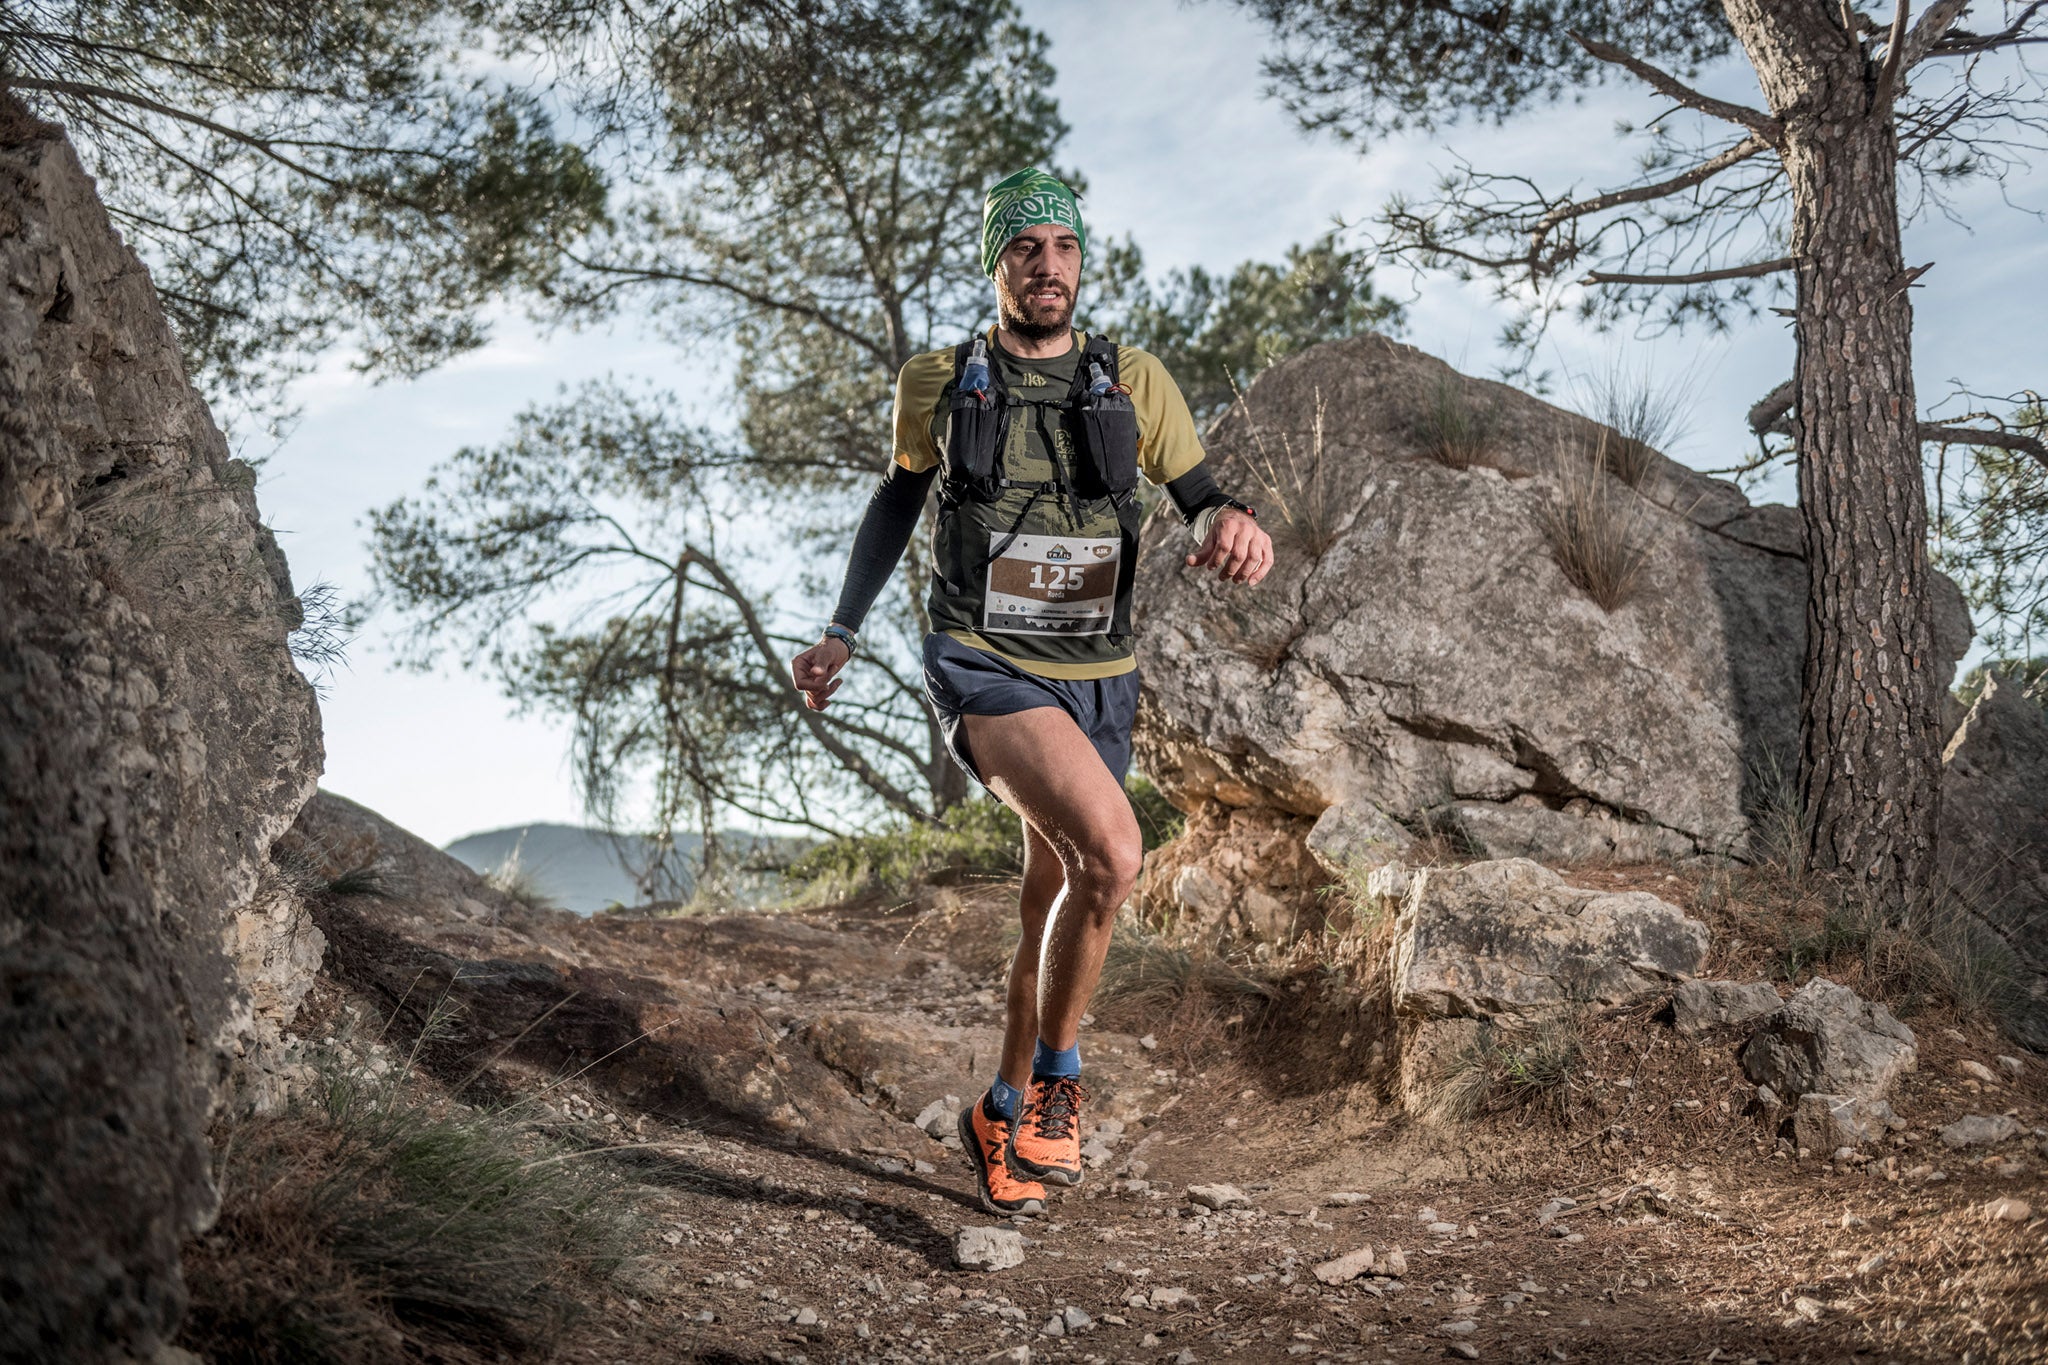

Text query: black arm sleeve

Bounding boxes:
[830,461,939,633]
[1163,463,1236,526]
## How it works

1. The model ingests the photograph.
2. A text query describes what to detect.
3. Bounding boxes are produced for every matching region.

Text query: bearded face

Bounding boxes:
[993,224,1081,343]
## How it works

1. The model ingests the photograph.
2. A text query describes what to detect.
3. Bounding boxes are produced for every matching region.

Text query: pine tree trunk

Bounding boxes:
[1725,2,1942,903]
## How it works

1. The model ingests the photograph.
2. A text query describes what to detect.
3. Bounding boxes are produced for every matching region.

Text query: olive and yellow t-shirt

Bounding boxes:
[891,328,1206,680]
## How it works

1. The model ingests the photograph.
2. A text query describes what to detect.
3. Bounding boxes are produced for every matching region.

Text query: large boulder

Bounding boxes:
[1132,334,1972,874]
[0,99,322,1360]
[1739,977,1918,1104]
[1939,674,2048,1045]
[1387,858,1711,1021]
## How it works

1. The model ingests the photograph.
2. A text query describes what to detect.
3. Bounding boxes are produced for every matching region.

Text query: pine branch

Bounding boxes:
[1581,255,1798,287]
[1569,32,1784,142]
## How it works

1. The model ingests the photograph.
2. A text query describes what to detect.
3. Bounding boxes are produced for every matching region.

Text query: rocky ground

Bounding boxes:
[255,836,2048,1365]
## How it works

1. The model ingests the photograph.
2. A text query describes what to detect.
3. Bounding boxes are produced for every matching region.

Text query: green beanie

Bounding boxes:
[980,167,1085,278]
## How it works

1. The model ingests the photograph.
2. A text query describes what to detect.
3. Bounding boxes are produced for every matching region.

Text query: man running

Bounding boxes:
[790,168,1273,1216]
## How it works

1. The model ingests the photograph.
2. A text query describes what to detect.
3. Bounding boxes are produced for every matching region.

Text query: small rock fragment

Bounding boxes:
[1856,1252,1889,1275]
[1996,1055,2025,1078]
[914,1098,954,1134]
[1312,1247,1375,1285]
[1042,1315,1064,1337]
[1063,1305,1093,1330]
[1941,1114,2024,1148]
[1140,1034,1158,1050]
[955,1225,1026,1272]
[1188,1183,1251,1211]
[1449,1344,1481,1360]
[1384,1247,1408,1276]
[1441,1319,1477,1334]
[1150,1286,1192,1309]
[1323,1191,1371,1206]
[1959,1059,1999,1084]
[1985,1197,2033,1222]
[793,1307,818,1326]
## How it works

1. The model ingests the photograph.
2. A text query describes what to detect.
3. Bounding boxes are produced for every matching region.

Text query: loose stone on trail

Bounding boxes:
[1188,1183,1251,1211]
[955,1225,1025,1272]
[1312,1246,1375,1284]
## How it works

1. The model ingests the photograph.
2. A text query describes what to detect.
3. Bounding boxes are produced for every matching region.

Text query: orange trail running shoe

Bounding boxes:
[1009,1075,1088,1187]
[959,1096,1046,1216]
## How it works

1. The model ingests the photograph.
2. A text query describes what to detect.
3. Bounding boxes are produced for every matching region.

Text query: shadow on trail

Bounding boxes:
[310,896,979,1271]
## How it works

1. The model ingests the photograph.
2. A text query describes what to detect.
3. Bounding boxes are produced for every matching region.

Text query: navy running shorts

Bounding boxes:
[921,632,1139,794]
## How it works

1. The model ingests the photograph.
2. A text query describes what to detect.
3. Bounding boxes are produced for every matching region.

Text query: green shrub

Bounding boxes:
[181,1060,640,1364]
[1127,774,1186,852]
[786,796,1023,901]
[790,776,1187,902]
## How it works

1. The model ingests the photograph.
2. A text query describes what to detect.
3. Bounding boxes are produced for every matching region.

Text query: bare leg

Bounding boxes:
[964,707,1141,1060]
[1000,822,1062,1088]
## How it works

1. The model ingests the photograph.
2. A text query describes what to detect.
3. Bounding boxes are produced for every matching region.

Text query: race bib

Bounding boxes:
[982,532,1120,636]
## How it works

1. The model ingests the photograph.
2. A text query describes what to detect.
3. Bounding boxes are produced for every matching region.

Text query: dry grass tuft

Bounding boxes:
[181,1051,641,1364]
[1579,359,1689,489]
[1227,379,1348,558]
[1539,434,1656,611]
[480,836,561,913]
[1413,373,1510,472]
[1432,1011,1591,1123]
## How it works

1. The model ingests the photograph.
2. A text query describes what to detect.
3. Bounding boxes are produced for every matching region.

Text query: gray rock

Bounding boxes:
[1740,977,1917,1103]
[1133,335,1974,869]
[1062,1305,1093,1330]
[1388,859,1711,1020]
[1939,675,2048,1048]
[1790,1093,1899,1152]
[1188,1183,1252,1210]
[1672,980,1783,1037]
[1452,800,1697,865]
[1312,1247,1376,1284]
[1940,1114,2026,1148]
[0,99,323,1362]
[1305,798,1415,876]
[955,1225,1026,1272]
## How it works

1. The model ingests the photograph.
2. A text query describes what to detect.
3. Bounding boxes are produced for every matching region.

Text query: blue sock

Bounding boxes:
[987,1075,1023,1121]
[1032,1038,1082,1079]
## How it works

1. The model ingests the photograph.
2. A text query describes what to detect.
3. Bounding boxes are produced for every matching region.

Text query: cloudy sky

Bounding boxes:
[256,0,2047,847]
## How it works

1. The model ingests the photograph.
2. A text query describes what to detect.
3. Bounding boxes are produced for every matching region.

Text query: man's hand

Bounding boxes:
[1185,509,1274,586]
[791,636,853,711]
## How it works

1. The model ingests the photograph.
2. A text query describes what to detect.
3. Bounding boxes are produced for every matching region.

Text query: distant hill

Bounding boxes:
[444,822,811,916]
[442,824,806,915]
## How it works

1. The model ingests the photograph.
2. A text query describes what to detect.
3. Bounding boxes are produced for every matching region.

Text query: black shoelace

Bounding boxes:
[1029,1076,1087,1142]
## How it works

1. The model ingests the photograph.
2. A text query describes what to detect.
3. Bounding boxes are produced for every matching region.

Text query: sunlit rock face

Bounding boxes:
[0,96,322,1360]
[1132,332,1973,870]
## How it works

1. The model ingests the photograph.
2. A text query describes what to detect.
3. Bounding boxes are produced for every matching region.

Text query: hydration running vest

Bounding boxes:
[938,331,1140,509]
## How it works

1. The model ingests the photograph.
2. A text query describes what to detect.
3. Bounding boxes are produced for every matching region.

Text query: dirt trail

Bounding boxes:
[308,884,2047,1365]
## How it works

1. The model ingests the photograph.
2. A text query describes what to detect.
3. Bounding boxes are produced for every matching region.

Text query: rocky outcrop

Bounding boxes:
[1671,979,1784,1037]
[1131,802,1328,944]
[1132,334,1972,878]
[0,100,322,1360]
[1740,978,1918,1104]
[1387,859,1710,1021]
[1938,674,2048,1046]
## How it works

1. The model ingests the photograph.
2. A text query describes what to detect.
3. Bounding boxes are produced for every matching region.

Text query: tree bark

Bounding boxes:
[1723,1,1943,903]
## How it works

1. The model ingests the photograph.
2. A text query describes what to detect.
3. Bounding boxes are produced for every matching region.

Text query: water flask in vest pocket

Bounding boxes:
[1076,361,1139,500]
[944,341,1005,498]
